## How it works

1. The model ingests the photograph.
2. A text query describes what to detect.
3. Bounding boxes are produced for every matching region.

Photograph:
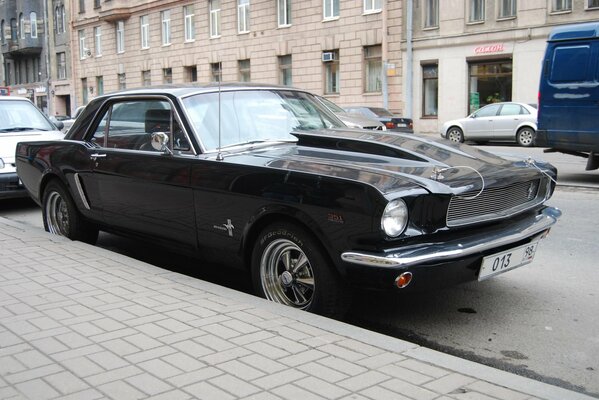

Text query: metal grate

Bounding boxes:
[447,179,543,227]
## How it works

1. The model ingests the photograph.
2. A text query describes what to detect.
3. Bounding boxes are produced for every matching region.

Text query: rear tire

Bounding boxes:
[517,127,534,147]
[447,127,464,143]
[251,222,350,318]
[42,180,99,244]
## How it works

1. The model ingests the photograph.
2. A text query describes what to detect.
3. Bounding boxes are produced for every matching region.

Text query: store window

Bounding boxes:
[498,0,516,18]
[323,50,339,94]
[552,0,571,12]
[279,55,292,86]
[469,0,485,22]
[424,0,439,28]
[468,60,512,112]
[364,45,382,93]
[422,64,438,117]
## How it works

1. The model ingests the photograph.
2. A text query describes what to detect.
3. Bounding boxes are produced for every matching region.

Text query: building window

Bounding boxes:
[140,15,149,49]
[78,30,86,59]
[210,0,221,37]
[364,0,382,13]
[424,0,439,28]
[323,0,339,19]
[422,64,438,117]
[82,78,88,104]
[238,59,251,82]
[19,13,24,39]
[469,0,485,22]
[94,26,102,56]
[211,62,222,82]
[468,61,512,112]
[10,18,16,40]
[94,0,101,8]
[498,0,516,18]
[279,55,292,86]
[185,66,197,82]
[184,5,195,42]
[116,21,125,53]
[323,50,339,94]
[118,73,126,90]
[30,12,37,38]
[587,0,599,8]
[552,0,571,11]
[364,45,382,93]
[238,0,250,33]
[0,20,4,44]
[163,68,172,84]
[278,0,291,26]
[162,10,171,45]
[57,52,67,80]
[79,0,85,13]
[96,76,104,96]
[142,70,151,86]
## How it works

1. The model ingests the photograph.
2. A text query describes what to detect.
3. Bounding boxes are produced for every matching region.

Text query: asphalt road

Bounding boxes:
[2,144,598,396]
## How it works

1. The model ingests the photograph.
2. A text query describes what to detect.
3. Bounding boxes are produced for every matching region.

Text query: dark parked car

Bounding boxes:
[344,106,413,133]
[315,96,385,131]
[16,84,560,317]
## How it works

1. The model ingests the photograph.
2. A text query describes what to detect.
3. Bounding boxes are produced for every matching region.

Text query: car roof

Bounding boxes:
[103,83,305,99]
[549,22,599,41]
[0,96,33,102]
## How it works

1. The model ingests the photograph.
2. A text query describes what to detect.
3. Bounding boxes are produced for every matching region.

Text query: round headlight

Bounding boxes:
[381,199,408,237]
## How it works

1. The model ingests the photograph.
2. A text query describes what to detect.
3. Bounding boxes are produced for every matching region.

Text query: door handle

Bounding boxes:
[90,153,107,160]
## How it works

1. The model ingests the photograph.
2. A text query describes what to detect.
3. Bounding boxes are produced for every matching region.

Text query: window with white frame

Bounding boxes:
[96,76,104,95]
[279,55,292,86]
[162,10,171,45]
[424,0,439,28]
[116,20,125,53]
[30,12,37,38]
[587,0,599,8]
[118,73,126,90]
[78,29,86,59]
[469,0,485,22]
[238,0,250,33]
[552,0,571,11]
[239,59,251,82]
[94,26,102,56]
[364,0,382,13]
[140,15,149,49]
[364,45,382,92]
[142,70,151,87]
[323,0,339,19]
[184,5,195,41]
[278,0,291,27]
[210,0,221,37]
[323,50,339,94]
[422,64,438,117]
[498,0,516,18]
[57,52,67,80]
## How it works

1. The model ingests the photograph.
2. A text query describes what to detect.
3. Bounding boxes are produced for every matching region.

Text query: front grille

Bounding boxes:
[447,179,545,227]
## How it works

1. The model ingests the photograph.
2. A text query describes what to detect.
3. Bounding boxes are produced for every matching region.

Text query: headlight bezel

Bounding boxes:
[381,198,409,237]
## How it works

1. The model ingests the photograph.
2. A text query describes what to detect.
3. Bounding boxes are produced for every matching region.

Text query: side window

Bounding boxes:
[499,104,521,116]
[475,104,500,117]
[550,45,591,83]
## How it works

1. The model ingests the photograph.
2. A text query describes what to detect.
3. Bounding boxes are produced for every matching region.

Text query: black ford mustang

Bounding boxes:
[16,84,561,317]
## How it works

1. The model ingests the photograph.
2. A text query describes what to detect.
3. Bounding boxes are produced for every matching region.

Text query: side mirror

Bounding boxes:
[150,132,171,153]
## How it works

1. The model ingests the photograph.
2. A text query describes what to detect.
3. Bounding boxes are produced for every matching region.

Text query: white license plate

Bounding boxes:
[478,241,539,281]
[396,123,406,127]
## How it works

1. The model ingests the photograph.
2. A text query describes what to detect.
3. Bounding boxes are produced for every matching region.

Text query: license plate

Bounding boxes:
[396,123,406,128]
[478,241,539,281]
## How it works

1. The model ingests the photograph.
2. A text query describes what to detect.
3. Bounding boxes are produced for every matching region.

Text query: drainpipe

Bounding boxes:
[405,0,413,118]
[382,0,388,109]
[43,0,52,115]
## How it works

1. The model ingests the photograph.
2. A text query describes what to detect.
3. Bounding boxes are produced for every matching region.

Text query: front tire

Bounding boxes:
[447,127,464,143]
[42,180,99,244]
[251,223,349,318]
[517,127,534,147]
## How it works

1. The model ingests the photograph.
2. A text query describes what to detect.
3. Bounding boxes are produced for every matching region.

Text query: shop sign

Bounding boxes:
[474,44,505,54]
[17,88,27,95]
[386,63,397,77]
[35,86,47,93]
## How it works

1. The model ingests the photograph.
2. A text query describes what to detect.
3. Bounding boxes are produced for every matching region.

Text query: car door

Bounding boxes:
[84,97,197,247]
[493,103,525,140]
[463,104,500,140]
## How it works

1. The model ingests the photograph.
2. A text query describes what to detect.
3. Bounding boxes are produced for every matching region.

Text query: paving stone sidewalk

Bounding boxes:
[0,217,594,400]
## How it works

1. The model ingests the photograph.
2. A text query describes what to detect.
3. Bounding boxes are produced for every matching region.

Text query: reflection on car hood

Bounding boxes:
[0,130,64,160]
[223,129,550,196]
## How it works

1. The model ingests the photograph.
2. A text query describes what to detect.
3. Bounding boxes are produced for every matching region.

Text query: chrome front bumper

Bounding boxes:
[341,206,561,268]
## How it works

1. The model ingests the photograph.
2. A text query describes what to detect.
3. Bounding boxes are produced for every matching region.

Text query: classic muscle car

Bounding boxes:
[16,84,561,317]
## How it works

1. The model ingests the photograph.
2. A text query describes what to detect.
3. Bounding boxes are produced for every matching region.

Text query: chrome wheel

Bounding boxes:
[517,128,534,147]
[259,238,315,309]
[447,127,464,143]
[44,191,70,236]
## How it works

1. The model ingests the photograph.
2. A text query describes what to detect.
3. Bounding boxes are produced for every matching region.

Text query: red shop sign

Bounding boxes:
[474,44,505,54]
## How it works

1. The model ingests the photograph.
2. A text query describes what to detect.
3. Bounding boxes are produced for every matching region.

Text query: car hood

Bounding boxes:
[0,130,64,161]
[223,129,552,196]
[335,113,384,129]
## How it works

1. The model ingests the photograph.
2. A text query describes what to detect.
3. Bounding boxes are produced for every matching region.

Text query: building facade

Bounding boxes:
[70,0,406,114]
[405,0,599,134]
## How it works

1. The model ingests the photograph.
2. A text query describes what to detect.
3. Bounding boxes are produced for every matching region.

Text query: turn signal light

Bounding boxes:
[385,122,396,129]
[395,272,413,289]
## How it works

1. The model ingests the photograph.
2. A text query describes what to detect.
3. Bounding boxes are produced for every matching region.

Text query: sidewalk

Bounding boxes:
[0,216,594,400]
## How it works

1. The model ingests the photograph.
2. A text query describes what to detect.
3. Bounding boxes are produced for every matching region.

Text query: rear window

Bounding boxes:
[550,45,591,83]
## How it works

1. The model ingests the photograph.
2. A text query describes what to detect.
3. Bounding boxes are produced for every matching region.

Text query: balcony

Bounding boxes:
[1,37,43,56]
[97,0,132,22]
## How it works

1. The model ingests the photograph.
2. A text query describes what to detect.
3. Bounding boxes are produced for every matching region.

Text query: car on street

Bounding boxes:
[1,96,64,199]
[441,102,537,147]
[59,105,86,132]
[316,96,385,131]
[16,84,560,317]
[344,106,413,133]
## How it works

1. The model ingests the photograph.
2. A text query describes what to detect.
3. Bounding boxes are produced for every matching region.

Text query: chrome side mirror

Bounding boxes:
[150,132,172,154]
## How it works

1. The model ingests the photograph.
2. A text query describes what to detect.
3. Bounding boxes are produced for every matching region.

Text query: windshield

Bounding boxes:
[318,96,346,113]
[182,90,344,151]
[0,100,56,133]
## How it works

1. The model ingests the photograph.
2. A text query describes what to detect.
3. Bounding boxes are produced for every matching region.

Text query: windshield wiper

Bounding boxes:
[0,127,50,132]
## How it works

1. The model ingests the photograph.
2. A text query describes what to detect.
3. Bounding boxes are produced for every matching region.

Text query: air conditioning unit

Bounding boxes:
[322,52,336,62]
[84,49,92,58]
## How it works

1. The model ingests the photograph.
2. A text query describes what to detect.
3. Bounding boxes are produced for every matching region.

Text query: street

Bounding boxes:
[1,144,598,397]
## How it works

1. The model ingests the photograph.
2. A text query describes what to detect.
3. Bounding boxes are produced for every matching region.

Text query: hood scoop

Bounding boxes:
[291,130,427,162]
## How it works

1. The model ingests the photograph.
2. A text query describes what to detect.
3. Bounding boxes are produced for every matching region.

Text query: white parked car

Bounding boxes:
[441,102,537,147]
[0,97,64,199]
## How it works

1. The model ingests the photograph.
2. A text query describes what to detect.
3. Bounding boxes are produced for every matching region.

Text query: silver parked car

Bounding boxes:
[316,96,385,131]
[441,102,537,147]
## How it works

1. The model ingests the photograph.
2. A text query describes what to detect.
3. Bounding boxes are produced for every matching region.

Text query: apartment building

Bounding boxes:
[406,0,599,133]
[71,0,406,114]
